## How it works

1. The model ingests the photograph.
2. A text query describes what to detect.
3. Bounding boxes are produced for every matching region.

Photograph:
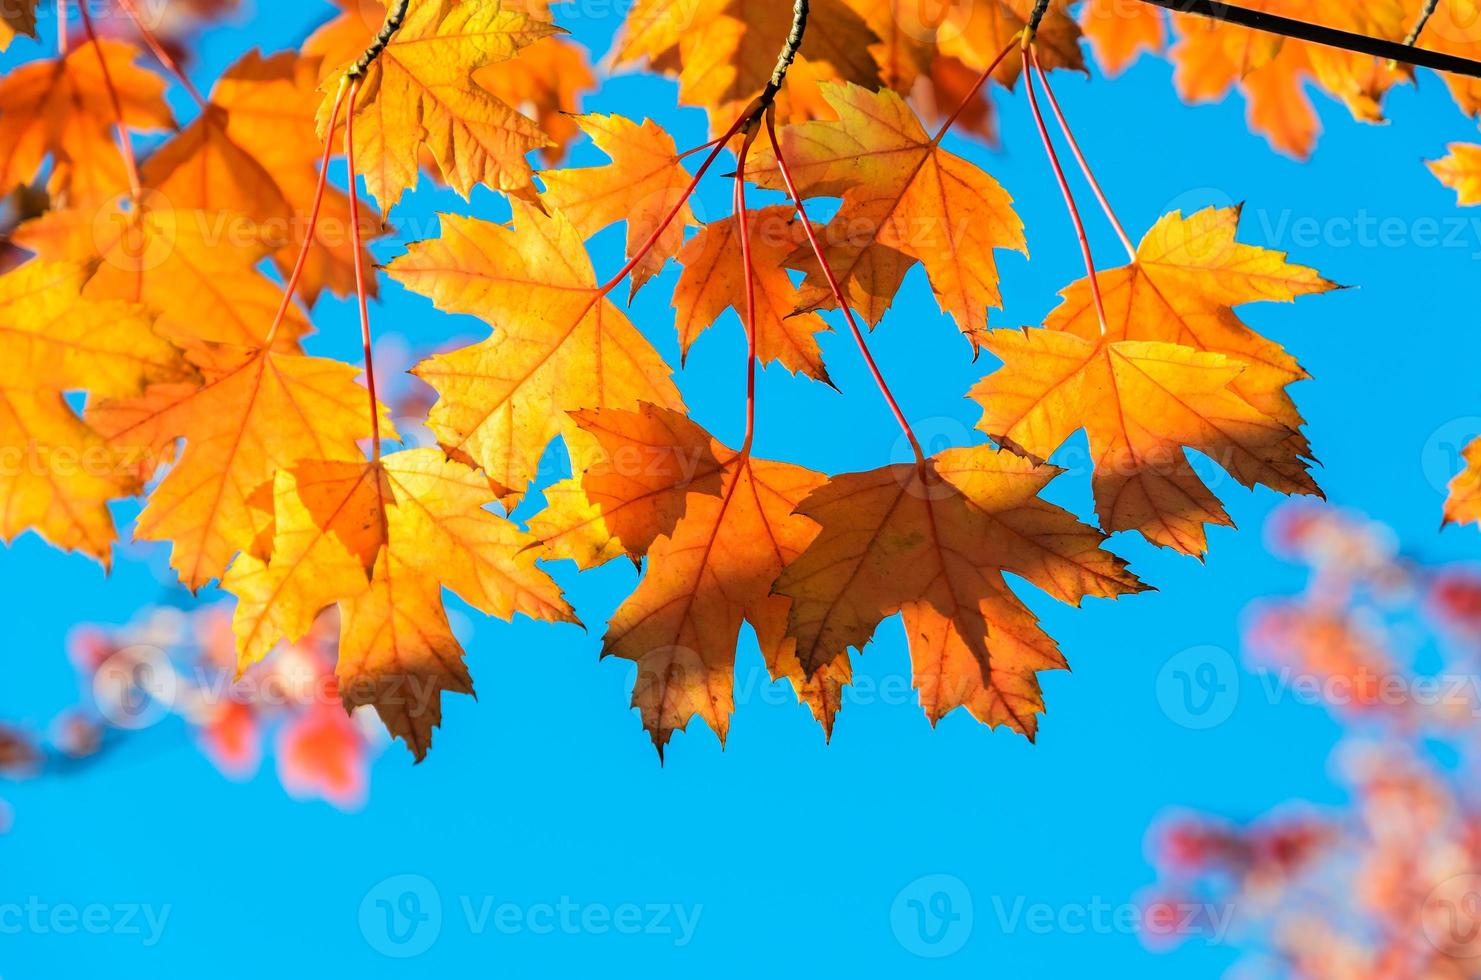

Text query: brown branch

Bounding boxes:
[1133,0,1481,79]
[347,0,411,78]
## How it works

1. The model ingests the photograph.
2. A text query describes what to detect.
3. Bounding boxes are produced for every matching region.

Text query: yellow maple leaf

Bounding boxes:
[0,261,184,563]
[774,446,1144,737]
[0,39,173,207]
[223,448,576,758]
[539,113,697,296]
[747,81,1025,336]
[1042,207,1336,431]
[1430,143,1481,206]
[314,0,559,209]
[388,201,683,504]
[972,328,1318,556]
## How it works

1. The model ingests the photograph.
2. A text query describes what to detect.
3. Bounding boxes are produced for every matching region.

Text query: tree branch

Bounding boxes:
[741,0,808,128]
[1135,0,1481,79]
[348,0,411,78]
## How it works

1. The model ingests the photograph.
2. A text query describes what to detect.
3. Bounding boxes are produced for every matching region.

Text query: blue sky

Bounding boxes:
[5,2,1481,976]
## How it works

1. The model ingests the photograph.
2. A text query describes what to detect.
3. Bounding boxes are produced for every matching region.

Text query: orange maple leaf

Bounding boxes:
[0,39,173,207]
[224,448,576,758]
[88,342,391,590]
[1169,0,1410,158]
[141,50,384,307]
[613,0,881,127]
[15,196,313,350]
[672,205,832,382]
[939,0,1085,86]
[972,329,1317,556]
[1079,0,1167,76]
[1445,439,1481,528]
[775,446,1144,736]
[389,201,683,505]
[539,113,698,296]
[530,403,725,569]
[544,404,849,753]
[748,81,1025,335]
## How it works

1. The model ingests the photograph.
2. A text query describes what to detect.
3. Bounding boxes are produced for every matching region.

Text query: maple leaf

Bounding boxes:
[1080,0,1166,76]
[1042,207,1336,432]
[774,446,1144,737]
[672,205,832,382]
[747,81,1025,335]
[312,0,559,209]
[530,402,725,569]
[938,0,1084,86]
[0,39,173,207]
[223,448,575,758]
[539,113,697,296]
[972,328,1318,556]
[1168,0,1410,158]
[388,201,683,504]
[613,0,881,126]
[841,0,937,92]
[141,49,384,307]
[14,196,312,349]
[1445,439,1481,529]
[474,33,594,164]
[0,0,36,50]
[546,405,848,753]
[88,342,391,590]
[0,260,185,563]
[1430,143,1481,206]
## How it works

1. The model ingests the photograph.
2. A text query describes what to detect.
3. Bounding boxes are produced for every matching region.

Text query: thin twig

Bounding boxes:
[348,0,411,79]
